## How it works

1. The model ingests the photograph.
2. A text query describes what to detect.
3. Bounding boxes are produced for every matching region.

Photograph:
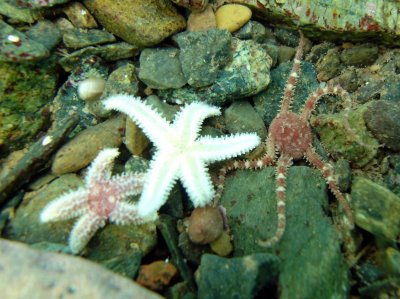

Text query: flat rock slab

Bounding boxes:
[220,166,349,299]
[0,239,164,299]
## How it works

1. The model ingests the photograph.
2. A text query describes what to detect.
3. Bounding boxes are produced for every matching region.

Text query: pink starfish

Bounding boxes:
[40,148,151,254]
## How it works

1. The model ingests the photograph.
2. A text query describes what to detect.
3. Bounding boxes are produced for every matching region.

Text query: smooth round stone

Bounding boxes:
[215,4,252,32]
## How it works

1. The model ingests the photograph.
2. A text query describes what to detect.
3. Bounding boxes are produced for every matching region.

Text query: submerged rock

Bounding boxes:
[220,166,349,299]
[160,38,272,105]
[196,253,279,299]
[83,0,186,47]
[351,176,400,241]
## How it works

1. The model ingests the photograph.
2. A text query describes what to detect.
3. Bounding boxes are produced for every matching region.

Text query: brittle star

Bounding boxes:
[214,31,354,247]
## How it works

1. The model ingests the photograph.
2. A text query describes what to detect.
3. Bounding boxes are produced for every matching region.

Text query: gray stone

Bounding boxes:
[0,239,163,299]
[160,38,272,105]
[316,47,342,81]
[25,20,61,51]
[139,48,186,89]
[277,45,295,64]
[196,253,279,299]
[364,100,400,151]
[340,44,379,66]
[220,166,349,299]
[351,176,400,241]
[174,29,232,87]
[224,100,267,140]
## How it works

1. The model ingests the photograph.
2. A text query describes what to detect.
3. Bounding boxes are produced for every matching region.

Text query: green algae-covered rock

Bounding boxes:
[83,0,185,48]
[196,253,279,299]
[0,58,58,157]
[160,38,272,105]
[139,48,186,89]
[174,29,232,88]
[351,176,400,241]
[220,166,349,299]
[311,103,380,168]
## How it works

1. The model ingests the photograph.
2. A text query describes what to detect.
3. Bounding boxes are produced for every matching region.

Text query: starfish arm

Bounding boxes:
[109,201,157,225]
[195,133,261,162]
[103,94,174,148]
[85,148,119,187]
[40,188,89,222]
[69,212,106,254]
[172,102,221,143]
[180,157,215,207]
[109,172,146,201]
[136,153,180,217]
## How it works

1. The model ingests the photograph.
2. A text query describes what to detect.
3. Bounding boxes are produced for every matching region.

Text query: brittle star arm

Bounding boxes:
[305,147,354,228]
[258,155,292,247]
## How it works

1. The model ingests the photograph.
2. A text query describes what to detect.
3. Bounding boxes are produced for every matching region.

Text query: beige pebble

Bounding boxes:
[51,116,125,175]
[210,231,233,257]
[125,118,150,155]
[187,4,217,32]
[215,4,252,32]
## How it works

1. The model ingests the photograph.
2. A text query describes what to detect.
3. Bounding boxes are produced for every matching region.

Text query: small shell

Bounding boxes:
[77,77,106,101]
[187,206,224,244]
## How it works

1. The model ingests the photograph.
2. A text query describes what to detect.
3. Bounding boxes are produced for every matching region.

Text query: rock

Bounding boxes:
[224,100,267,140]
[51,116,125,174]
[220,166,349,299]
[316,47,342,81]
[171,0,208,11]
[209,231,233,257]
[215,4,252,33]
[254,61,319,125]
[62,2,98,28]
[351,176,400,241]
[376,247,400,277]
[0,239,163,299]
[340,44,379,66]
[363,100,400,151]
[139,48,186,89]
[196,253,279,299]
[136,261,178,291]
[125,118,150,156]
[173,29,232,88]
[234,21,272,43]
[83,0,186,47]
[62,28,116,49]
[277,45,295,64]
[58,43,139,72]
[0,58,57,157]
[0,20,50,61]
[25,20,62,51]
[311,104,380,168]
[160,38,272,105]
[383,155,400,197]
[7,0,69,8]
[187,5,216,32]
[0,1,42,23]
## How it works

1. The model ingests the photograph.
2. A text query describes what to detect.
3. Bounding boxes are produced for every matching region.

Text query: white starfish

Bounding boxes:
[40,148,151,254]
[103,95,261,217]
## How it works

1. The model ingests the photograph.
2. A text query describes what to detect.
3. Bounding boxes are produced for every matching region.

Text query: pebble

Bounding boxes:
[363,100,400,151]
[187,206,224,245]
[351,176,400,241]
[136,261,178,291]
[187,4,216,32]
[215,4,252,32]
[340,44,379,66]
[209,231,233,257]
[62,2,98,29]
[51,116,125,175]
